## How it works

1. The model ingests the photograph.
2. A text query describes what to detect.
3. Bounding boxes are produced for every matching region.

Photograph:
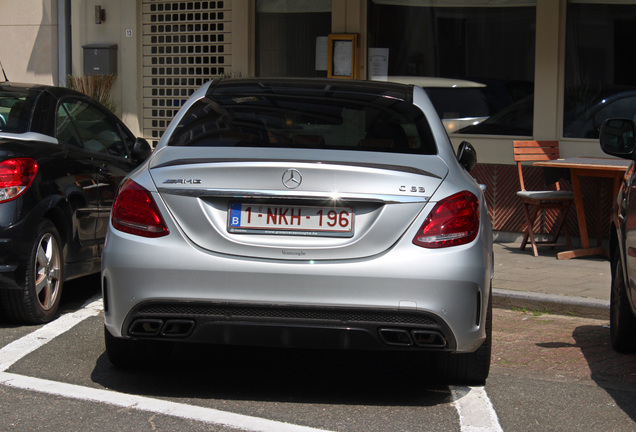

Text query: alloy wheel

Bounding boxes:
[34,232,61,311]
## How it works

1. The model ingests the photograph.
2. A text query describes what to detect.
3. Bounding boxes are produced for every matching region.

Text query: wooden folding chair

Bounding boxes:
[513,141,574,256]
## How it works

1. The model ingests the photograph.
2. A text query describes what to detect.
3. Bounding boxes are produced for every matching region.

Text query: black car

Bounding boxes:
[600,118,636,353]
[0,82,151,324]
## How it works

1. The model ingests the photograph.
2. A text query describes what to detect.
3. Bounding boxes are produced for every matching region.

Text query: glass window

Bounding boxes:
[0,89,38,133]
[167,82,437,155]
[564,1,636,139]
[57,100,130,158]
[56,103,83,148]
[256,0,332,77]
[368,1,536,135]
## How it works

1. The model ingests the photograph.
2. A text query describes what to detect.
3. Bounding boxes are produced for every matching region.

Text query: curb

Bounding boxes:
[493,288,610,320]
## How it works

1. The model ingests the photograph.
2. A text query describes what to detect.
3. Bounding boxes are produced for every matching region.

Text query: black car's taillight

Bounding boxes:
[111,179,169,238]
[0,158,38,203]
[413,191,480,248]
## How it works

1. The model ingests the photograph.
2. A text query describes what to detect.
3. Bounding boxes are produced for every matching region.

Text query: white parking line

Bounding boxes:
[0,372,330,432]
[451,386,504,432]
[0,297,503,432]
[0,295,331,431]
[0,296,103,372]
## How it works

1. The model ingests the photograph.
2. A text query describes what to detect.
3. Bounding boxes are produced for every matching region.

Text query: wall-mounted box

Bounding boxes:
[83,44,117,75]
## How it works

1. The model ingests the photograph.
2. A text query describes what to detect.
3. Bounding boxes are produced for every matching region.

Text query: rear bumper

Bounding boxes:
[102,225,493,353]
[0,225,27,289]
[0,198,45,289]
[118,300,455,351]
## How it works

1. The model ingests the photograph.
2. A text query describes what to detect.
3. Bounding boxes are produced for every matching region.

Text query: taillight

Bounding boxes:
[0,158,38,203]
[111,179,169,238]
[413,191,480,248]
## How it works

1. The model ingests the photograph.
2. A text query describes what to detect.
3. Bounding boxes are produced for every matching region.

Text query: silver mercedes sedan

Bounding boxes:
[102,78,493,384]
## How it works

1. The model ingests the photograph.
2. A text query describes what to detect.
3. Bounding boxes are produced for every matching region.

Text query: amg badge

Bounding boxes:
[163,179,202,184]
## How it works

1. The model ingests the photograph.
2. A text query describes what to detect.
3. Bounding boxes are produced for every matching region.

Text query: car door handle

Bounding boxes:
[619,202,626,222]
[618,195,629,223]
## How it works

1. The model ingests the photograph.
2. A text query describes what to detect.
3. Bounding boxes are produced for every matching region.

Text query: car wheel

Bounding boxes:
[104,326,174,369]
[610,247,636,353]
[0,220,64,324]
[431,292,492,385]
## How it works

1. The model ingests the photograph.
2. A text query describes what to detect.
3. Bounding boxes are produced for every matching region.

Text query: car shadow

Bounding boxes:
[537,324,636,422]
[90,344,452,407]
[0,273,101,327]
[58,273,102,314]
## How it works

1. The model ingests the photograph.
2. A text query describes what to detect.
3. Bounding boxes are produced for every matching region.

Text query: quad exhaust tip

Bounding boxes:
[129,318,195,338]
[379,328,446,348]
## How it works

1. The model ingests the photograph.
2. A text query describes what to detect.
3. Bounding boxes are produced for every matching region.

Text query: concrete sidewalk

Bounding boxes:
[492,241,611,319]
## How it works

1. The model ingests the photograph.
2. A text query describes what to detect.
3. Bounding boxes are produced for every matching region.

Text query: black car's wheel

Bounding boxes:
[104,326,174,369]
[0,220,64,324]
[431,291,492,385]
[610,247,636,353]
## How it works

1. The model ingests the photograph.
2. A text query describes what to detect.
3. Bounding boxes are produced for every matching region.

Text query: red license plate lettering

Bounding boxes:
[229,204,353,237]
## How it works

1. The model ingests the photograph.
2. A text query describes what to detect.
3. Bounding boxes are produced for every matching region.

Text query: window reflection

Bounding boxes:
[256,0,332,77]
[368,1,536,135]
[565,2,636,139]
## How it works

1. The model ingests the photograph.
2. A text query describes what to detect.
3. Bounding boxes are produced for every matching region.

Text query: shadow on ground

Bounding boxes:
[536,323,636,422]
[91,344,453,407]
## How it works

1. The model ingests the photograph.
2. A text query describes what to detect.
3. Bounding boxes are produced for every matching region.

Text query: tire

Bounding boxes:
[610,247,636,353]
[0,220,64,324]
[104,326,174,369]
[431,292,492,385]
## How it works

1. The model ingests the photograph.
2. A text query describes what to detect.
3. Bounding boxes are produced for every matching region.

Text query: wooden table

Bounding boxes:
[533,157,632,259]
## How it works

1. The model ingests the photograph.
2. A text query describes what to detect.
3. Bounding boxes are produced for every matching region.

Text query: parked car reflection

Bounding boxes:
[387,76,533,135]
[388,76,492,133]
[458,86,636,138]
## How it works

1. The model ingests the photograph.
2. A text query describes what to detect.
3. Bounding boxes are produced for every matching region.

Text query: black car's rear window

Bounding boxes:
[167,86,437,155]
[0,88,38,133]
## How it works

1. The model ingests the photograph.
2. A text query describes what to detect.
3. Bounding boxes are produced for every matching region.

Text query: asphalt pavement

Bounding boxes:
[492,240,611,319]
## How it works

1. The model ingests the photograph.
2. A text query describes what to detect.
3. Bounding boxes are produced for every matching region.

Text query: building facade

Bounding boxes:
[1,0,634,236]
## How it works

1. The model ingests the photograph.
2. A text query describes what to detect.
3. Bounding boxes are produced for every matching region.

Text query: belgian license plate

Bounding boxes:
[227,203,354,237]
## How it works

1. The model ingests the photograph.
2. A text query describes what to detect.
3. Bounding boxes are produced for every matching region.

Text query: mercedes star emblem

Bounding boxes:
[282,169,302,189]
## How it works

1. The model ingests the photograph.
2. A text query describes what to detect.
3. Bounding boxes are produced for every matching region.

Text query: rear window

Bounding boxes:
[0,89,38,133]
[167,90,437,155]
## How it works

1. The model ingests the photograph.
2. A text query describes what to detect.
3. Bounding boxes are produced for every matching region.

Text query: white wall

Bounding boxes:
[0,0,58,85]
[70,0,141,136]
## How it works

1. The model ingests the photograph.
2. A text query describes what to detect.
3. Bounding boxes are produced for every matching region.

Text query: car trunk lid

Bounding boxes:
[149,147,448,260]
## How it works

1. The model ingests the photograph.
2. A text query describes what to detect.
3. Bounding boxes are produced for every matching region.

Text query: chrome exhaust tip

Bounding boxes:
[161,319,195,338]
[129,319,164,337]
[128,318,195,338]
[411,330,446,348]
[378,328,413,346]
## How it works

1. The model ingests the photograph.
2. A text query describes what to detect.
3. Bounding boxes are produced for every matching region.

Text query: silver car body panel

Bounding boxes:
[102,79,493,353]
